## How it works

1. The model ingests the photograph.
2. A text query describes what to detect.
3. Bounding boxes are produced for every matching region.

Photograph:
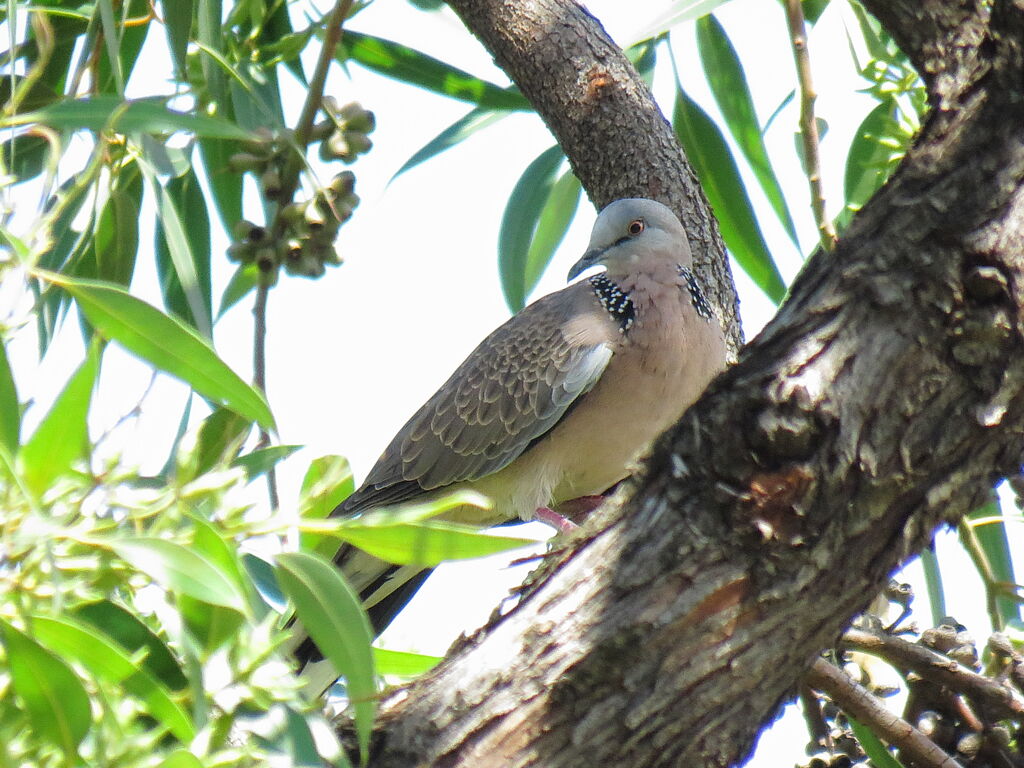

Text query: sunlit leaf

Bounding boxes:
[110,537,248,612]
[340,32,529,110]
[92,160,143,287]
[848,715,905,768]
[3,97,253,140]
[276,552,375,762]
[160,750,205,768]
[328,520,540,567]
[523,168,582,298]
[0,342,20,455]
[672,85,786,303]
[628,0,733,45]
[0,619,91,760]
[965,497,1019,628]
[18,342,99,498]
[218,263,260,318]
[43,273,274,429]
[696,15,799,246]
[155,168,213,334]
[373,647,442,677]
[31,615,194,743]
[299,455,355,557]
[498,145,566,312]
[842,101,898,218]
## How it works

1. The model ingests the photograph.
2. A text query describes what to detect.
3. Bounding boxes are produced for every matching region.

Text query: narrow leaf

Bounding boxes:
[162,0,195,78]
[232,444,301,480]
[74,600,188,690]
[0,619,91,759]
[673,85,786,303]
[18,342,99,498]
[276,552,375,762]
[110,537,247,612]
[848,715,905,768]
[198,137,244,232]
[160,750,205,768]
[155,168,213,334]
[373,647,441,677]
[842,100,898,219]
[392,108,508,180]
[498,145,566,312]
[966,497,1019,627]
[340,32,529,110]
[218,263,259,318]
[331,520,540,567]
[0,342,20,454]
[4,97,253,139]
[629,0,733,45]
[523,169,582,299]
[43,273,274,429]
[299,455,355,557]
[696,15,799,246]
[31,615,195,742]
[92,160,143,287]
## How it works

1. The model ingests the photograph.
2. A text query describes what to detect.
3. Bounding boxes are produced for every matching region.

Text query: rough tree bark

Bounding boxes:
[354,1,1024,766]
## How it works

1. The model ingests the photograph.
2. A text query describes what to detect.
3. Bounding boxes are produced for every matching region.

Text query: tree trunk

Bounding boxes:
[358,2,1024,766]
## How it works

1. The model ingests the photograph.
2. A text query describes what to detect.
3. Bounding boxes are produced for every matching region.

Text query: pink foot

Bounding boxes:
[535,506,578,535]
[556,495,606,521]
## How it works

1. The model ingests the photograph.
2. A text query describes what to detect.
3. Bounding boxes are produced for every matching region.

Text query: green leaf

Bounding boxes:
[162,0,195,78]
[696,15,799,246]
[523,169,582,299]
[110,537,248,612]
[31,615,195,743]
[966,497,1019,627]
[848,715,905,768]
[218,263,260,318]
[802,0,831,25]
[919,543,946,628]
[842,101,898,217]
[232,444,302,480]
[160,750,205,768]
[45,273,275,429]
[96,0,150,95]
[18,341,99,498]
[0,342,21,455]
[373,647,441,677]
[498,145,566,312]
[340,32,529,110]
[329,520,540,567]
[0,619,91,760]
[629,0,733,45]
[275,552,375,762]
[198,137,244,232]
[74,600,188,690]
[243,553,288,613]
[179,518,250,649]
[299,455,355,557]
[672,85,786,303]
[183,407,252,483]
[3,96,253,139]
[1,133,51,181]
[392,107,509,180]
[92,160,143,287]
[155,168,213,335]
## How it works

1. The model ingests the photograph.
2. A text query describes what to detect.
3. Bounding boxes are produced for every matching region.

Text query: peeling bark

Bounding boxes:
[352,2,1024,766]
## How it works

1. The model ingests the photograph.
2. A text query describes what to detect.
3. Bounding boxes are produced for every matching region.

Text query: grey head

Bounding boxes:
[567,198,691,281]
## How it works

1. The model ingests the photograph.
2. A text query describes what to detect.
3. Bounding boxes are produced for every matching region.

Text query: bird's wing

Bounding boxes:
[341,285,613,514]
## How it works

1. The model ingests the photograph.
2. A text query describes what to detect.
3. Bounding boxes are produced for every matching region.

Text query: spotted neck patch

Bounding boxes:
[589,274,634,332]
[678,265,714,320]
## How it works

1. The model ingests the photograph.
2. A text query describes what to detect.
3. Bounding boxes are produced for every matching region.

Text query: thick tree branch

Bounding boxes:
[354,2,1024,766]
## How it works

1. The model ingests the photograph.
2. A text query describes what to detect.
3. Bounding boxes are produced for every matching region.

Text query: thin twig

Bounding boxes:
[783,0,837,251]
[806,657,963,768]
[841,627,1024,720]
[250,0,353,513]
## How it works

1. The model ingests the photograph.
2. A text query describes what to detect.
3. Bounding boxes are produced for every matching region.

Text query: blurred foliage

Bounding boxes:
[0,0,1018,766]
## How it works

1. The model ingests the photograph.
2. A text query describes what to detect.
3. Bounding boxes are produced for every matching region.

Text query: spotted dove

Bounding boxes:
[296,198,727,688]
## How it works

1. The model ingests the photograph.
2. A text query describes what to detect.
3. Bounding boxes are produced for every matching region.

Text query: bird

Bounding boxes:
[294,197,728,690]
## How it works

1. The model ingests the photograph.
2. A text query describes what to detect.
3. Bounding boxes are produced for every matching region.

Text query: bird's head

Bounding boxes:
[568,198,691,281]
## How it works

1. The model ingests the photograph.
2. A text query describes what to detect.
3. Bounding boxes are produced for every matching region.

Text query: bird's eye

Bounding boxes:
[628,218,645,236]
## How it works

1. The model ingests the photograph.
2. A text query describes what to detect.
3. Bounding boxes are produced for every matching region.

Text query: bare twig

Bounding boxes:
[841,627,1024,721]
[250,0,353,512]
[783,0,837,251]
[806,658,963,768]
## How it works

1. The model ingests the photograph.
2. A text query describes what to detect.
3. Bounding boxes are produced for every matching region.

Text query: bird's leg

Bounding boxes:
[535,506,578,535]
[555,494,607,524]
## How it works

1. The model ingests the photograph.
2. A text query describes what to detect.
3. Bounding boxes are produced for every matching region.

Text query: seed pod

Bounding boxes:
[345,131,372,157]
[226,242,254,263]
[330,171,356,197]
[340,102,375,133]
[260,168,282,200]
[228,152,266,173]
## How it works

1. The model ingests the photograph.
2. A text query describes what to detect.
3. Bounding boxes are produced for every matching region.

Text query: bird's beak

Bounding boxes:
[567,248,604,282]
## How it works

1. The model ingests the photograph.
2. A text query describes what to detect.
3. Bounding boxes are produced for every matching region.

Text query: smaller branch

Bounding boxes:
[799,682,832,751]
[806,658,963,768]
[783,0,836,251]
[252,279,278,511]
[841,627,1024,721]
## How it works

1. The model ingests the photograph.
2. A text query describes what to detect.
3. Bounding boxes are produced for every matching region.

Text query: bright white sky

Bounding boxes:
[5,0,1011,764]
